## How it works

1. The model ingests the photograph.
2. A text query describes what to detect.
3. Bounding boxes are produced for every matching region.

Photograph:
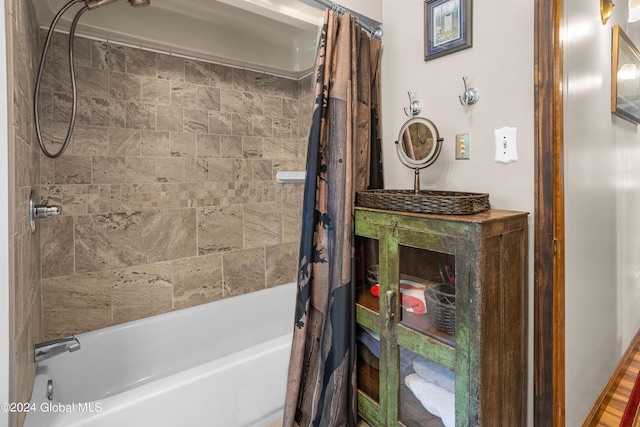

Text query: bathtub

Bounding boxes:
[24,283,296,427]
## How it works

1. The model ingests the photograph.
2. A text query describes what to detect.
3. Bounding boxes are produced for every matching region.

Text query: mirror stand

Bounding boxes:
[413,168,420,194]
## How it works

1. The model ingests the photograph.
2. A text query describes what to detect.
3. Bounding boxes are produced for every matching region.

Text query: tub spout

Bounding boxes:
[34,336,80,362]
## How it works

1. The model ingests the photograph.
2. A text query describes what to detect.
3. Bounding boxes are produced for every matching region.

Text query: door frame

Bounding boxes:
[534,0,565,425]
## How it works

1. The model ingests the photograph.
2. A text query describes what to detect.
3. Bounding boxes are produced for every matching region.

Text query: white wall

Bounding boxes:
[380,0,535,424]
[564,1,640,424]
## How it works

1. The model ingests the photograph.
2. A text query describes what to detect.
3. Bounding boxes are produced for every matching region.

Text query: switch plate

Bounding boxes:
[455,133,470,160]
[494,127,518,164]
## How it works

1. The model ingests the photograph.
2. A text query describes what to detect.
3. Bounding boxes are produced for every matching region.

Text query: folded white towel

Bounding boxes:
[413,357,455,394]
[404,373,455,427]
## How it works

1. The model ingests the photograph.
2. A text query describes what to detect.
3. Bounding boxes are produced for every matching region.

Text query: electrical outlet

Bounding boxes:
[455,133,470,160]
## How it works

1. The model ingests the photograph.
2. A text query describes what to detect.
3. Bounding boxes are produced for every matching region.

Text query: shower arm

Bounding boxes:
[34,0,88,159]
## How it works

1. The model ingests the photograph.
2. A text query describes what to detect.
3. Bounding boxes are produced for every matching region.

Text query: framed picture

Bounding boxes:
[424,0,472,61]
[612,24,640,125]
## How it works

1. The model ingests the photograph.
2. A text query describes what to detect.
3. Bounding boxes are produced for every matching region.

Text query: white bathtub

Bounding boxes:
[24,283,296,427]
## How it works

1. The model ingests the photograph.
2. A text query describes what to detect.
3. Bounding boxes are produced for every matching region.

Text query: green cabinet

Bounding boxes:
[355,207,528,427]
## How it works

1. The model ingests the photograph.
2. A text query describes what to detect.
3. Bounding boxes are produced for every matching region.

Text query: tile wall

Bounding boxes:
[8,0,44,425]
[37,32,311,339]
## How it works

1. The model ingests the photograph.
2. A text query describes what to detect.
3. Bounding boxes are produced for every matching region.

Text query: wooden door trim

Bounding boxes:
[534,0,565,425]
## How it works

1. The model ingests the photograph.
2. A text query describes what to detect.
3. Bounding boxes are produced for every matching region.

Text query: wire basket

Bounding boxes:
[425,282,456,336]
[356,189,490,215]
[366,265,379,288]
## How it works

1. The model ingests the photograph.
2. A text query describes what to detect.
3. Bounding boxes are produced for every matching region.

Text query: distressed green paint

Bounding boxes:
[354,208,528,427]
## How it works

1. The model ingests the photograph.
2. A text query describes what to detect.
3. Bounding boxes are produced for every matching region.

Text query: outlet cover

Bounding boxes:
[455,133,470,160]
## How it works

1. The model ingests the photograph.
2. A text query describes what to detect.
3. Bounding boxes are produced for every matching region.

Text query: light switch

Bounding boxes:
[494,127,518,164]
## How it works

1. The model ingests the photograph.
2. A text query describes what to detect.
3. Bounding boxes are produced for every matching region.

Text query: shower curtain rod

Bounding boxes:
[314,0,382,39]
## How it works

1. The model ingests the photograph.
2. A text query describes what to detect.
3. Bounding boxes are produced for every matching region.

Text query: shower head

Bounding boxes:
[84,0,150,10]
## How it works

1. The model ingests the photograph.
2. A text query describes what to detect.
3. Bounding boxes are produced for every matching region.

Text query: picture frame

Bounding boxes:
[424,0,472,61]
[612,24,640,125]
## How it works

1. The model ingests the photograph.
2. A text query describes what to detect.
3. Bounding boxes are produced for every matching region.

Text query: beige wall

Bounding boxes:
[6,0,44,426]
[563,2,640,424]
[37,32,310,339]
[380,0,535,424]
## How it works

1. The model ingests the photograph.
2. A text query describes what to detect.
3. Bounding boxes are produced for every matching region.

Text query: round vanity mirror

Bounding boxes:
[395,117,443,192]
[396,117,443,168]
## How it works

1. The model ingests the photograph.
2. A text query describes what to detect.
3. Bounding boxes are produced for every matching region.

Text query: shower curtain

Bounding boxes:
[283,9,382,427]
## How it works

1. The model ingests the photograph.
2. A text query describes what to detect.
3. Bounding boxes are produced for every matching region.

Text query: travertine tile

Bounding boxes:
[265,242,298,288]
[75,212,144,272]
[42,271,112,338]
[232,112,252,136]
[156,104,183,132]
[125,47,157,77]
[76,65,109,99]
[208,111,232,134]
[252,159,273,181]
[112,262,173,323]
[196,134,220,158]
[243,136,263,158]
[220,135,242,158]
[109,127,141,156]
[172,254,223,309]
[109,71,141,101]
[92,41,125,72]
[40,215,74,278]
[185,158,209,183]
[185,59,209,85]
[36,38,308,339]
[171,81,198,108]
[209,63,233,89]
[183,109,208,134]
[92,156,126,184]
[245,89,263,109]
[140,129,171,156]
[170,132,196,157]
[142,208,197,262]
[54,155,92,184]
[244,202,282,248]
[197,205,243,254]
[196,86,220,111]
[222,247,265,296]
[157,54,185,81]
[141,77,171,105]
[126,101,157,130]
[70,125,110,156]
[126,157,157,183]
[156,157,184,182]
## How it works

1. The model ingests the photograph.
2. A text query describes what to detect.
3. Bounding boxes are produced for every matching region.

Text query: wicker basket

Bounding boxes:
[425,282,456,336]
[356,189,490,215]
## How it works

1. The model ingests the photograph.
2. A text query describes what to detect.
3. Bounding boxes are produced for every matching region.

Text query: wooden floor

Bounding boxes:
[586,333,640,426]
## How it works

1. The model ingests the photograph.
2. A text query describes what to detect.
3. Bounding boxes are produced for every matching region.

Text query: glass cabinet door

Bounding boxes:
[355,235,458,427]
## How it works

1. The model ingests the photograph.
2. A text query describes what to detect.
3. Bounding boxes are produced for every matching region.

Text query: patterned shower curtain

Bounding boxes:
[283,9,383,427]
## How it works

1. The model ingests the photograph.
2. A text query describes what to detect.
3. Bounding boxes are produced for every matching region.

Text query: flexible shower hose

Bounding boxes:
[34,0,89,158]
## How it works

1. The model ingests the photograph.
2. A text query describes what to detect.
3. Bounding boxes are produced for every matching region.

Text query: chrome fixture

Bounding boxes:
[46,380,54,401]
[458,76,479,106]
[34,0,150,159]
[313,0,382,39]
[29,190,61,233]
[403,91,423,116]
[34,336,81,363]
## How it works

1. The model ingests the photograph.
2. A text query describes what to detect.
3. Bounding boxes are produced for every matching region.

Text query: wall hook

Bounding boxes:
[403,91,422,116]
[459,77,479,106]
